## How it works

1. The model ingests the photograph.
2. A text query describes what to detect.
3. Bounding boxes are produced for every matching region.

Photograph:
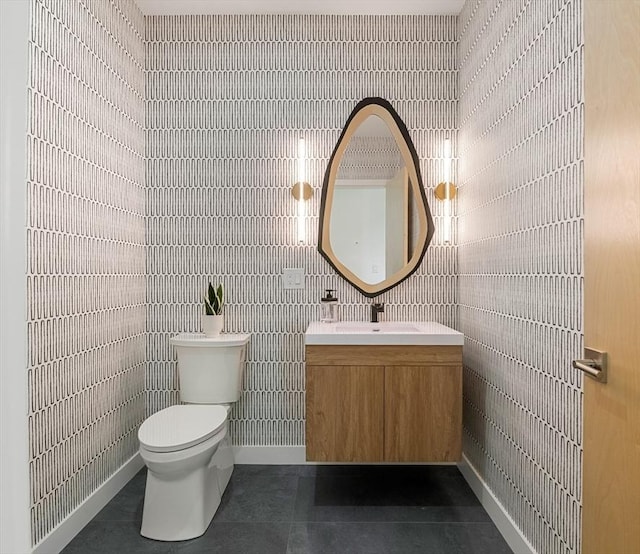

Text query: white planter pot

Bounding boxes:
[202,314,223,337]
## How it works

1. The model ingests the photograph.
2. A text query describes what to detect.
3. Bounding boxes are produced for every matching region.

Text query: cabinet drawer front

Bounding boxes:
[306,365,384,462]
[306,345,462,366]
[384,365,462,462]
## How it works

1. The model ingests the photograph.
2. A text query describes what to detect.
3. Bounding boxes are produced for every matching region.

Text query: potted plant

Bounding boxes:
[202,281,224,337]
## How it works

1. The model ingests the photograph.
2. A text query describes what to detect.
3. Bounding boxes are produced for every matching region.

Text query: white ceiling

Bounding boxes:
[135,0,465,16]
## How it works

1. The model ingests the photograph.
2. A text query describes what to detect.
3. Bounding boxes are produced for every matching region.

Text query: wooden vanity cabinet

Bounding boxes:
[305,345,462,463]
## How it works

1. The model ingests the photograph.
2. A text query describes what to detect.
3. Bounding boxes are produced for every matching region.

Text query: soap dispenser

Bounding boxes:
[320,289,339,323]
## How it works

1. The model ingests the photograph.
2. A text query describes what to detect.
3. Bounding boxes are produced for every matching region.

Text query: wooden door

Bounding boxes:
[583,1,640,552]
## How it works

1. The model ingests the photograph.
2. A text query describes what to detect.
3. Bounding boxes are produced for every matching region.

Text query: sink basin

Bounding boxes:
[305,321,464,346]
[335,322,420,333]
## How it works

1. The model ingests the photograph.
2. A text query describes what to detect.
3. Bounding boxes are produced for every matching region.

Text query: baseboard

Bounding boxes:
[32,454,144,554]
[233,445,307,464]
[458,454,536,554]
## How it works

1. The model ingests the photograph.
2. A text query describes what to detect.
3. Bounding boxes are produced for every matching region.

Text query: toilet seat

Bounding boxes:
[138,405,227,453]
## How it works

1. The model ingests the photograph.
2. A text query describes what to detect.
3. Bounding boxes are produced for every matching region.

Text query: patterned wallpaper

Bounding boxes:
[26,0,146,545]
[457,1,583,553]
[145,15,458,445]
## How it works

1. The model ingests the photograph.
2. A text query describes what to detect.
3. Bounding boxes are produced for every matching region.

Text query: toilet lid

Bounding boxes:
[138,405,227,453]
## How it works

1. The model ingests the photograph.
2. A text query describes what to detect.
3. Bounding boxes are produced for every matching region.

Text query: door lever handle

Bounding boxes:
[572,347,608,383]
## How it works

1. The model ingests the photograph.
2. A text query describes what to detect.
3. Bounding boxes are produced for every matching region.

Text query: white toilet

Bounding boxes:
[137,332,250,541]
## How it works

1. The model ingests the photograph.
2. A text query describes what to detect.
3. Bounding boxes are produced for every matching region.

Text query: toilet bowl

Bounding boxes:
[138,333,250,541]
[138,405,230,541]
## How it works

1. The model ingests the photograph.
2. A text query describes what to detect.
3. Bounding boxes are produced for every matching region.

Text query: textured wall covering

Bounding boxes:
[26,0,146,545]
[457,1,583,553]
[146,15,458,445]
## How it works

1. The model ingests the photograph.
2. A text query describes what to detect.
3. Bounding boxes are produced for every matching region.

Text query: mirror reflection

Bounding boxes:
[319,98,433,298]
[330,114,418,284]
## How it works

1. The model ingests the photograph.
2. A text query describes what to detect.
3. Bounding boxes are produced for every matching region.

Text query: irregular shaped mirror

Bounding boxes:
[318,98,434,297]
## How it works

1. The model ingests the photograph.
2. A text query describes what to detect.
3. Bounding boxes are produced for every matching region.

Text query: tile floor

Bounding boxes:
[62,465,512,554]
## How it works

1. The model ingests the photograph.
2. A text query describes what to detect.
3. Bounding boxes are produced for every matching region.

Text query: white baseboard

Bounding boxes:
[32,454,144,554]
[458,454,536,554]
[233,445,307,464]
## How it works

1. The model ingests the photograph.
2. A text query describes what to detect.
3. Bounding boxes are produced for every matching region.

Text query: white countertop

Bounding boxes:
[305,321,464,346]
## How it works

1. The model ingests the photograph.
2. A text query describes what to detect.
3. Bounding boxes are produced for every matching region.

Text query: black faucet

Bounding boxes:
[370,302,385,323]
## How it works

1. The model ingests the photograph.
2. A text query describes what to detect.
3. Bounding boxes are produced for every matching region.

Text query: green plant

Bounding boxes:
[204,282,224,315]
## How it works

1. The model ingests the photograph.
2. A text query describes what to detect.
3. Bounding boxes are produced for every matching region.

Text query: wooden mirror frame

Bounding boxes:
[318,97,434,297]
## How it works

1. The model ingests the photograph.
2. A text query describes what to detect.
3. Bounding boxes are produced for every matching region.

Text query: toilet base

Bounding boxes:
[140,435,234,541]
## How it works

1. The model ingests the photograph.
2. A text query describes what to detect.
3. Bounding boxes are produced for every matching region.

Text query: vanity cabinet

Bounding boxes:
[305,345,462,463]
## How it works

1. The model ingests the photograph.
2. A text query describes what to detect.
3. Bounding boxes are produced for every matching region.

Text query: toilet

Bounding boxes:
[137,332,250,541]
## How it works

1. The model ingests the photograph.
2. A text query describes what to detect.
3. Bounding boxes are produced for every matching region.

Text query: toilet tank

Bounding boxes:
[169,333,250,404]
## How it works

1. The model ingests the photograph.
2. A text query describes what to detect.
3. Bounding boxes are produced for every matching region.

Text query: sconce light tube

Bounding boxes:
[434,138,457,244]
[297,138,306,243]
[443,138,451,187]
[297,138,306,184]
[443,138,452,244]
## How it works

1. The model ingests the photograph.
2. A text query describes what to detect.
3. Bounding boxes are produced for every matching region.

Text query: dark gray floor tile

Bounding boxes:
[294,475,490,522]
[174,522,290,554]
[63,464,512,554]
[294,464,320,477]
[213,467,299,522]
[62,519,173,554]
[294,465,480,510]
[446,522,513,554]
[286,522,457,554]
[94,469,146,522]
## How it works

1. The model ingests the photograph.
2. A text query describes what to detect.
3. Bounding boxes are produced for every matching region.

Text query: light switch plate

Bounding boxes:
[282,267,304,290]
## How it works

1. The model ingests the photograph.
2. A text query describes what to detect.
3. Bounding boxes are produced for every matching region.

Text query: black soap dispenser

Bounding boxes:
[320,289,339,323]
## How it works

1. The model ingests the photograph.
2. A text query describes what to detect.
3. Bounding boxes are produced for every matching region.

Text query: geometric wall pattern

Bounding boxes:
[457,1,584,553]
[26,0,146,545]
[145,15,459,445]
[24,4,586,549]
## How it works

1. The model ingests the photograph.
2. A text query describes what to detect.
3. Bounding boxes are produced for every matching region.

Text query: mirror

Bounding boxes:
[318,98,434,297]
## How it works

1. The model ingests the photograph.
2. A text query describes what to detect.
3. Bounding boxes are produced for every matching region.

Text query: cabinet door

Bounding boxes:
[306,365,384,462]
[384,365,462,462]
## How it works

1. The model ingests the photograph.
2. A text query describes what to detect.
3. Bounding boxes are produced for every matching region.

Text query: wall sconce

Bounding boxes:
[291,138,313,243]
[434,138,457,244]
